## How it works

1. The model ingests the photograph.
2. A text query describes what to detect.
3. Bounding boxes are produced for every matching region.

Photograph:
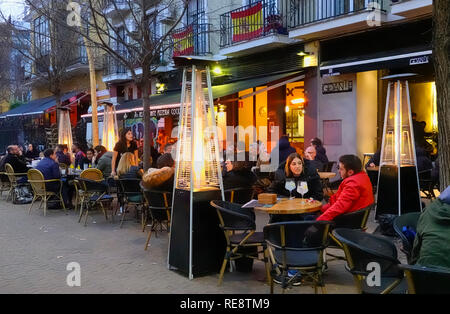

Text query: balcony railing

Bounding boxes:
[171,23,211,57]
[220,0,288,48]
[103,51,128,77]
[68,45,88,66]
[289,0,386,29]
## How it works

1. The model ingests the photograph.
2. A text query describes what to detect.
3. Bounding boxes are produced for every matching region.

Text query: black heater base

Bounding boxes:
[376,165,421,219]
[168,188,226,278]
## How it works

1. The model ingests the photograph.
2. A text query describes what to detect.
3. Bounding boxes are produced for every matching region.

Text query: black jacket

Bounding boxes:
[268,160,323,201]
[222,168,256,191]
[0,153,29,174]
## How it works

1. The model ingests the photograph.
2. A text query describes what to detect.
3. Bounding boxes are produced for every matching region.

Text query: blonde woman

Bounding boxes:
[116,152,143,179]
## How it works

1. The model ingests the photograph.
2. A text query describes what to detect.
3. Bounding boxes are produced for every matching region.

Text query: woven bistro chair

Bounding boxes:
[76,177,113,226]
[0,172,11,199]
[73,168,104,213]
[117,178,145,228]
[5,163,28,203]
[27,169,66,216]
[399,264,450,294]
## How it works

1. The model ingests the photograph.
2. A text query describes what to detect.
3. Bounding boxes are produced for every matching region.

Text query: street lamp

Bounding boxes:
[168,63,225,279]
[376,74,422,218]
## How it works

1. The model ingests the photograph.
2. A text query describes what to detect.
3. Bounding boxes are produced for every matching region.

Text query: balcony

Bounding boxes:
[102,52,130,83]
[289,0,387,41]
[171,24,211,58]
[390,0,432,19]
[103,0,132,19]
[219,0,295,57]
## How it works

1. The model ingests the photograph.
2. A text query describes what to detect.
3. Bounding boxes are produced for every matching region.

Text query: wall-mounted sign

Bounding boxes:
[409,55,429,66]
[322,80,353,94]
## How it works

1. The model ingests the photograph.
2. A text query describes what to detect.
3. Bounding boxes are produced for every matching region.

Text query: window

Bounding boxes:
[187,0,206,25]
[33,16,50,56]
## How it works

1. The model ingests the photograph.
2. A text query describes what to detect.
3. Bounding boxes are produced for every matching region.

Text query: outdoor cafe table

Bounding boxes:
[254,198,322,215]
[318,172,336,179]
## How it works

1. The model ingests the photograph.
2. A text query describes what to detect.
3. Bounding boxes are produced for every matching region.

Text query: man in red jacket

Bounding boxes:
[317,154,373,221]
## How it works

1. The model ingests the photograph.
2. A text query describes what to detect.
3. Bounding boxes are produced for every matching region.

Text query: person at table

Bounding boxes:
[55,144,71,166]
[365,150,381,169]
[111,128,139,177]
[222,159,256,191]
[304,145,325,172]
[24,144,39,160]
[142,153,175,192]
[72,143,86,169]
[268,152,323,200]
[0,145,29,183]
[410,185,450,269]
[316,155,373,221]
[117,152,143,179]
[84,148,95,168]
[94,145,112,178]
[35,148,71,208]
[310,137,328,165]
[271,135,296,166]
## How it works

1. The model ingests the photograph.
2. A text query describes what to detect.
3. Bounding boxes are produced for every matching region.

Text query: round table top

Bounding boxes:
[318,172,336,179]
[366,166,379,172]
[254,198,322,214]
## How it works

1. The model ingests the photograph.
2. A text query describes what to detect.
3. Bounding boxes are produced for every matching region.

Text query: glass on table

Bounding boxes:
[297,181,308,204]
[285,179,296,200]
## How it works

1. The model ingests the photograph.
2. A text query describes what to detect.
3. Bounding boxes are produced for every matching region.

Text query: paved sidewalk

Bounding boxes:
[0,199,374,294]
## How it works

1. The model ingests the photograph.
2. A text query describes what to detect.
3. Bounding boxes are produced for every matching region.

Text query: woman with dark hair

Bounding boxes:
[310,137,329,165]
[111,128,138,176]
[268,152,323,223]
[268,152,323,201]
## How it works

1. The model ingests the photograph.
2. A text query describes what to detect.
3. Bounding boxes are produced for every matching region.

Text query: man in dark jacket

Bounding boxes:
[273,135,296,166]
[0,145,29,183]
[36,148,70,207]
[411,186,450,269]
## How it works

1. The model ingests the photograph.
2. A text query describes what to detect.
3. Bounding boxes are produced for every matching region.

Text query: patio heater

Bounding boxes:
[58,108,73,150]
[101,103,119,152]
[168,63,225,279]
[375,74,422,219]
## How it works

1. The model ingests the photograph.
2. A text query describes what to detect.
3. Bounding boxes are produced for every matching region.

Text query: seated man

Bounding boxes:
[35,148,71,208]
[317,155,373,221]
[304,145,325,172]
[1,145,29,183]
[410,186,450,269]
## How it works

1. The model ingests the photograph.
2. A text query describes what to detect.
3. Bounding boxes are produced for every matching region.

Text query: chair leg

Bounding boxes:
[60,194,67,214]
[120,205,127,228]
[217,256,229,286]
[84,209,89,227]
[263,248,271,286]
[43,198,47,217]
[100,202,108,221]
[28,195,37,215]
[144,229,152,251]
[78,200,84,223]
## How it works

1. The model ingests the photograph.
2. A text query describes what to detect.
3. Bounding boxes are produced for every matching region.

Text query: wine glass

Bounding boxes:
[285,179,296,199]
[297,181,308,203]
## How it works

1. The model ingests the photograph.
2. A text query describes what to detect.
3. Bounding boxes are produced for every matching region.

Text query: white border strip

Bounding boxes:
[320,50,433,71]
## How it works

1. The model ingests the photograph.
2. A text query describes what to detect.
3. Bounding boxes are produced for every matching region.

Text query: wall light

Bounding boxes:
[291,98,305,105]
[212,66,222,75]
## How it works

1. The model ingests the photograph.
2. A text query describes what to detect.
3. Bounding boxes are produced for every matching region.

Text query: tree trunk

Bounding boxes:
[433,0,450,189]
[84,37,99,147]
[142,71,152,171]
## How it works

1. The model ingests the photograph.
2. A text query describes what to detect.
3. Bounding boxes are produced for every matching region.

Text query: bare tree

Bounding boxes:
[28,0,188,170]
[433,0,450,189]
[1,1,86,124]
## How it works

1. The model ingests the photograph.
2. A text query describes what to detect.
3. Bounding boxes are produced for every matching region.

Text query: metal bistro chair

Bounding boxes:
[141,184,172,251]
[210,200,271,286]
[76,177,113,226]
[418,169,436,199]
[224,187,255,205]
[327,204,373,262]
[27,169,66,216]
[393,212,421,264]
[399,264,450,294]
[118,178,145,229]
[332,228,406,294]
[4,163,28,203]
[74,168,104,213]
[264,221,334,294]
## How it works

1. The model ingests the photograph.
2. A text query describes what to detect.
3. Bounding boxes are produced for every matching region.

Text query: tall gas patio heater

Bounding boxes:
[101,102,119,152]
[375,74,422,218]
[58,108,73,149]
[168,62,225,279]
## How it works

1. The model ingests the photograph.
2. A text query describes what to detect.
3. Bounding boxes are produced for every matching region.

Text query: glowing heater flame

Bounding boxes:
[58,109,73,149]
[102,104,119,152]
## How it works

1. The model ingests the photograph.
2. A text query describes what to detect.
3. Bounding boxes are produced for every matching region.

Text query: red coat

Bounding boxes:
[317,171,374,221]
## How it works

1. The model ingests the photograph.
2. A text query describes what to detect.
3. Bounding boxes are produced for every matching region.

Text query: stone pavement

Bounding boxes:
[0,198,396,294]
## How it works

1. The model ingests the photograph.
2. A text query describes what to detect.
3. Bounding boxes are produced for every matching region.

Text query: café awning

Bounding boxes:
[0,91,84,118]
[82,70,304,118]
